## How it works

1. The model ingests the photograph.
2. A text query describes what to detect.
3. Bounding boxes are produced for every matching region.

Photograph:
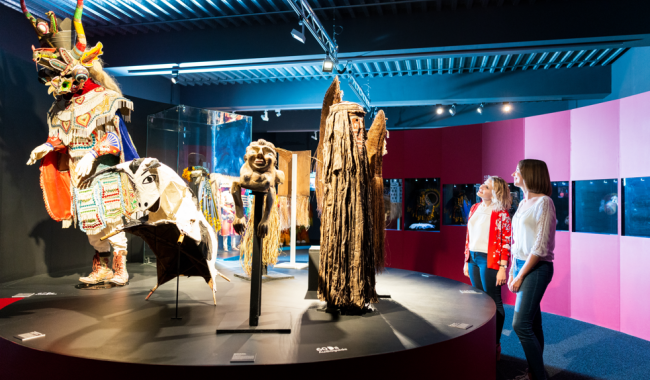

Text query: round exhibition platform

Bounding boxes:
[0,260,496,379]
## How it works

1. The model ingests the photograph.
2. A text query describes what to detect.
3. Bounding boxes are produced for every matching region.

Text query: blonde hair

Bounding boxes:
[89,58,122,95]
[488,176,512,212]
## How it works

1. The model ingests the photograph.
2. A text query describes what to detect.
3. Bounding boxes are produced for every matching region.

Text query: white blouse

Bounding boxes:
[468,203,493,253]
[510,196,556,277]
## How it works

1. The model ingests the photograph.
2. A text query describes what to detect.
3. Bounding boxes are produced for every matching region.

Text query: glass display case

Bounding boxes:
[384,179,403,230]
[146,105,253,260]
[551,181,570,231]
[147,105,252,176]
[442,184,479,226]
[404,178,440,231]
[572,179,618,235]
[622,176,650,238]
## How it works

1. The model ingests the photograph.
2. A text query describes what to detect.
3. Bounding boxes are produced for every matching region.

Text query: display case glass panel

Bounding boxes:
[384,179,403,230]
[551,181,570,231]
[404,178,440,231]
[622,176,650,238]
[442,184,479,226]
[572,179,618,235]
[147,105,252,176]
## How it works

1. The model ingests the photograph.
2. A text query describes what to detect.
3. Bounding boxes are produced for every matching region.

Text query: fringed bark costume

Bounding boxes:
[277,149,312,230]
[24,0,138,286]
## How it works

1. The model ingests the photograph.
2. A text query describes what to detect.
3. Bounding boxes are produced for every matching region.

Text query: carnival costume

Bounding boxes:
[23,0,139,285]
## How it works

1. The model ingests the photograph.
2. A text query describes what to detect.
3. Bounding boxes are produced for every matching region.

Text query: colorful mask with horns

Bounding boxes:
[22,0,104,96]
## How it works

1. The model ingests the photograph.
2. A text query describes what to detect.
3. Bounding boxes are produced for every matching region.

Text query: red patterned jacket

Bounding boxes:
[464,202,512,271]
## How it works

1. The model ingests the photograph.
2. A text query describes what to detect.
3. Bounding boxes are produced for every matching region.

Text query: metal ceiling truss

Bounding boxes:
[1,0,573,36]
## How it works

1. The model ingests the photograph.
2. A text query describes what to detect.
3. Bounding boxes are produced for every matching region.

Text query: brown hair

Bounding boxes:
[488,176,512,212]
[518,159,552,196]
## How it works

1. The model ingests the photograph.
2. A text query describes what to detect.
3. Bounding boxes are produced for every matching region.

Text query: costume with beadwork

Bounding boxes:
[24,0,139,285]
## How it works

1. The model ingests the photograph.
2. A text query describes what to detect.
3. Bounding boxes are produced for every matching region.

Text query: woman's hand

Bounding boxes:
[507,276,515,292]
[509,275,524,293]
[496,268,507,286]
[463,262,469,278]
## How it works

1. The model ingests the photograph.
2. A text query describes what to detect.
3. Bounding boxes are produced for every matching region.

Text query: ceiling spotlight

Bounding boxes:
[436,105,444,115]
[261,110,269,122]
[291,21,306,44]
[449,104,456,116]
[477,103,484,114]
[171,77,177,84]
[502,102,513,113]
[171,69,179,84]
[322,56,334,73]
[275,109,281,117]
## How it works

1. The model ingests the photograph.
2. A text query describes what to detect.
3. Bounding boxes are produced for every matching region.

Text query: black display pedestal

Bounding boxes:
[216,191,291,334]
[305,245,320,299]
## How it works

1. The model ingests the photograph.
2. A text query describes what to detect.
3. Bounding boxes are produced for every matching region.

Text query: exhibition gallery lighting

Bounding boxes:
[322,56,334,73]
[477,103,484,114]
[432,102,518,116]
[449,104,456,116]
[261,110,269,122]
[171,69,179,84]
[435,105,444,115]
[291,21,306,44]
[275,109,282,117]
[502,102,513,113]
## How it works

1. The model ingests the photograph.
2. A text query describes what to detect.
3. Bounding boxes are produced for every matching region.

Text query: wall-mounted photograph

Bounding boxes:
[573,179,618,235]
[384,179,403,230]
[442,184,479,226]
[622,176,650,238]
[404,178,441,231]
[552,181,570,231]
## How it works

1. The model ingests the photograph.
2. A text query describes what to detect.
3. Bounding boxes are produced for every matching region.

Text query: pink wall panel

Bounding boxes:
[570,100,620,180]
[620,237,650,341]
[402,129,442,179]
[482,118,525,181]
[524,111,571,181]
[619,92,650,178]
[383,130,405,179]
[540,231,571,317]
[570,233,620,330]
[441,124,483,184]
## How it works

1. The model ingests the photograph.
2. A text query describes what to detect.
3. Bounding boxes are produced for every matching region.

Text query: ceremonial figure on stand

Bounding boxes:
[232,140,284,274]
[23,0,139,286]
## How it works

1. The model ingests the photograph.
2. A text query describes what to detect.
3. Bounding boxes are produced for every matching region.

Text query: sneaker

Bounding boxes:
[79,252,114,284]
[110,251,129,285]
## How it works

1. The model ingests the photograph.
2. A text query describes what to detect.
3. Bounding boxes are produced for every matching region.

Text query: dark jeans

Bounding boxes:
[468,251,505,345]
[513,258,554,380]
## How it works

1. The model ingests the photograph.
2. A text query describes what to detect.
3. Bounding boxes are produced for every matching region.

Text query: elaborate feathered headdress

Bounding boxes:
[22,0,104,96]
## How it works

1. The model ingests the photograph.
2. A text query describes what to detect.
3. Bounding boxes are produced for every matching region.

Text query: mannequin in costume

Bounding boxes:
[23,0,139,286]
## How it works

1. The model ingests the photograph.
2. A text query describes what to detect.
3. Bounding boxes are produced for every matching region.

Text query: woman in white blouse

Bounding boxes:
[509,159,555,380]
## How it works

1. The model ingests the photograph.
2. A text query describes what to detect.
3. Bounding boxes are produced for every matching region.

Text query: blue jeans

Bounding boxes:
[513,258,554,380]
[468,251,505,345]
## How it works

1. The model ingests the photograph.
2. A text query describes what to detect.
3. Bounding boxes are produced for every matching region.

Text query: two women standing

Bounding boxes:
[463,159,555,380]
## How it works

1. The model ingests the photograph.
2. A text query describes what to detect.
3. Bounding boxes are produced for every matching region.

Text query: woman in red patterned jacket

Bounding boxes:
[463,176,512,360]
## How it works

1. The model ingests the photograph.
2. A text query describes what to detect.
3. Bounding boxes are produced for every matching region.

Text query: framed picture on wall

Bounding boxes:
[404,178,441,232]
[622,176,650,238]
[551,181,570,231]
[442,184,479,226]
[384,179,403,230]
[572,179,618,235]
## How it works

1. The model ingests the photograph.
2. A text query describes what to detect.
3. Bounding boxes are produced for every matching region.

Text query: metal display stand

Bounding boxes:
[216,191,291,334]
